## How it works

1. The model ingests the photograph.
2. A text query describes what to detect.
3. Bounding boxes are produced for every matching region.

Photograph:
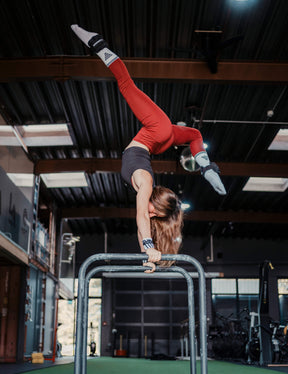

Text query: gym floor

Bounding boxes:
[1,357,288,374]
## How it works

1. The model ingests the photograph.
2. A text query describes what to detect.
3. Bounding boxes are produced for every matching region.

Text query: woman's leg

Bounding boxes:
[172,125,226,195]
[172,125,205,155]
[71,25,173,154]
[71,25,226,195]
[108,59,173,153]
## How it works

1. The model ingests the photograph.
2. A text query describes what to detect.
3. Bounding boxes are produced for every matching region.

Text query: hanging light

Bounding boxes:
[180,146,200,172]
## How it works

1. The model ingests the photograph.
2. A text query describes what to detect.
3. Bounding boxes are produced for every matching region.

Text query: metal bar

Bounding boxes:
[74,253,207,374]
[196,119,288,126]
[78,265,196,374]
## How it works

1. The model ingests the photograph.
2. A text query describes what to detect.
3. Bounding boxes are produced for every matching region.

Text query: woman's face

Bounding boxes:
[148,201,165,218]
[148,201,157,217]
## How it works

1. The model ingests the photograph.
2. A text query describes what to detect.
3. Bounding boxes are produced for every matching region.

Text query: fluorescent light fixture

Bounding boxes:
[7,173,34,187]
[41,172,88,188]
[0,123,73,147]
[268,129,288,151]
[0,126,19,146]
[243,177,288,192]
[21,123,73,146]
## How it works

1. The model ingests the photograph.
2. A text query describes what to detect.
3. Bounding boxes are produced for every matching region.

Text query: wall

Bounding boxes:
[0,165,32,252]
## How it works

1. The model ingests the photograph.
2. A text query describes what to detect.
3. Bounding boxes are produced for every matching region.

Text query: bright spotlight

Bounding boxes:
[181,202,191,211]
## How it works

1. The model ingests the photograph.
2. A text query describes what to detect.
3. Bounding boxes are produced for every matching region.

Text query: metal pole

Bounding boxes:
[74,254,207,374]
[160,267,196,374]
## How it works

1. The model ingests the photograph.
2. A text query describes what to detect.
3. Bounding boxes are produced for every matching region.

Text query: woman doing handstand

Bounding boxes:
[71,25,226,272]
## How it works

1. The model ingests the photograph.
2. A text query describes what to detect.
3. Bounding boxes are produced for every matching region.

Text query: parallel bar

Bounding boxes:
[1,57,288,83]
[79,266,196,374]
[74,253,207,374]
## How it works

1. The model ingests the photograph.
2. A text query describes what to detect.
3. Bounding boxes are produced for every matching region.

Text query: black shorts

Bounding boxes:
[121,147,154,189]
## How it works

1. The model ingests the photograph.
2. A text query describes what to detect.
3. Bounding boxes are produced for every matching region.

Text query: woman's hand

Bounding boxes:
[146,248,162,262]
[143,261,156,273]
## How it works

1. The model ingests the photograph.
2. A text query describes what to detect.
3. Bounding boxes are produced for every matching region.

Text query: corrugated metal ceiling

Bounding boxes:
[0,0,287,241]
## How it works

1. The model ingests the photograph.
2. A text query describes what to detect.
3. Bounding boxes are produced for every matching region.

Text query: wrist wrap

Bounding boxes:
[142,238,154,251]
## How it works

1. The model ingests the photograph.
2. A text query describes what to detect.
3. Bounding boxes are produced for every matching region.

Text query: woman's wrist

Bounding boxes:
[142,237,154,251]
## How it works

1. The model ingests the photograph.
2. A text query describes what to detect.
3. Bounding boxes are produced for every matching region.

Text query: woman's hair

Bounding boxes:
[150,186,183,267]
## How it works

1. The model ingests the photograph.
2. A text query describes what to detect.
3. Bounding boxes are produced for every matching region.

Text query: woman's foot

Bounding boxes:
[71,24,107,52]
[202,163,227,195]
[71,24,98,47]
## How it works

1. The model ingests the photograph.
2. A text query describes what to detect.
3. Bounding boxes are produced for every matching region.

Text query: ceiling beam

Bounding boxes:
[1,57,288,83]
[34,158,288,177]
[60,206,288,223]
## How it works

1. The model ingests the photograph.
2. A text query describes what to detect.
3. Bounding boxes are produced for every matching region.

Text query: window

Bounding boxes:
[57,278,102,356]
[210,278,259,359]
[278,279,288,324]
[211,278,259,325]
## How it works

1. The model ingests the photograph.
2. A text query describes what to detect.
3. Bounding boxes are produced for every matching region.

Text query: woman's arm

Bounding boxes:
[132,169,162,264]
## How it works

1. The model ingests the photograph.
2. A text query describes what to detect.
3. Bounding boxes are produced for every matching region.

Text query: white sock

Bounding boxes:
[194,151,226,195]
[71,24,97,47]
[97,47,118,67]
[71,24,118,67]
[194,151,210,168]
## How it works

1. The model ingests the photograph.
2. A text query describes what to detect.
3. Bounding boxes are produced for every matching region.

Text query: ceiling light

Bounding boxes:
[181,202,191,210]
[41,172,88,188]
[7,173,34,187]
[268,129,288,151]
[0,123,73,147]
[180,147,200,172]
[21,123,73,146]
[243,177,288,192]
[0,126,19,146]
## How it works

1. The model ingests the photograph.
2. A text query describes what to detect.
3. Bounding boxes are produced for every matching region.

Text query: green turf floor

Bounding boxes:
[21,357,284,374]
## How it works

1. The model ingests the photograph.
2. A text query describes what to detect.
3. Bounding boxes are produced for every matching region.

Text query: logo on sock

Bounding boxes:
[104,52,113,61]
[200,154,208,161]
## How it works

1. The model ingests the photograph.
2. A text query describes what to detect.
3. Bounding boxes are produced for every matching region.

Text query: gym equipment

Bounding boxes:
[115,334,127,357]
[258,261,274,365]
[209,312,248,360]
[74,253,208,374]
[246,312,260,363]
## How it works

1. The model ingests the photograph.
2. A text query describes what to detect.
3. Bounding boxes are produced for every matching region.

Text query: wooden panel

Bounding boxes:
[0,234,29,265]
[0,267,9,359]
[1,57,288,84]
[34,158,288,178]
[0,266,21,362]
[60,206,288,224]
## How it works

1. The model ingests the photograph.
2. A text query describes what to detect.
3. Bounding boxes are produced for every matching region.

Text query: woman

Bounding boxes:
[71,25,226,272]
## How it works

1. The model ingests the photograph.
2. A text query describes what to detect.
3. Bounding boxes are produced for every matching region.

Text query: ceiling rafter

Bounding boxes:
[59,206,288,223]
[34,158,288,177]
[1,57,288,83]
